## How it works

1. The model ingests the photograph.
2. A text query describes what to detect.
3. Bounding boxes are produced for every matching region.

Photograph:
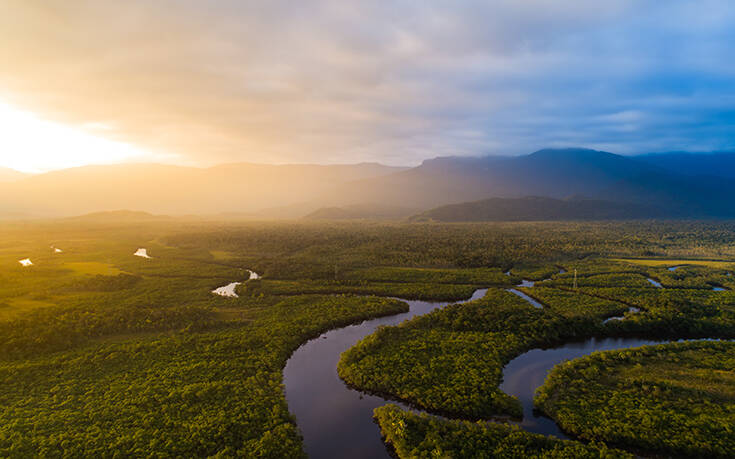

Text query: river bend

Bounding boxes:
[281,275,722,458]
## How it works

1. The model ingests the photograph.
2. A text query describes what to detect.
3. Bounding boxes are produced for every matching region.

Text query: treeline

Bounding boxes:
[165,220,735,278]
[241,279,481,302]
[374,404,631,458]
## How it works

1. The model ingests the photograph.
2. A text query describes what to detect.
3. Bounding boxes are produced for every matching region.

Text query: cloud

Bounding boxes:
[1,0,734,167]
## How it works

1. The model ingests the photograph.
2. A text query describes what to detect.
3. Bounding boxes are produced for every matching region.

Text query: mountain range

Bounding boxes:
[0,162,405,218]
[325,149,735,217]
[411,196,663,222]
[2,148,735,220]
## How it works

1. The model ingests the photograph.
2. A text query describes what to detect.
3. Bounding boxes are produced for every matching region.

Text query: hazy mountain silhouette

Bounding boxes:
[329,148,735,217]
[2,148,735,219]
[304,203,419,220]
[636,151,735,179]
[412,196,663,222]
[65,210,173,222]
[0,162,405,217]
[326,148,656,209]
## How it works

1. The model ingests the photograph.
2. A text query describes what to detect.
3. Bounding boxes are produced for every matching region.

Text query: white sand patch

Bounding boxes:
[18,258,33,267]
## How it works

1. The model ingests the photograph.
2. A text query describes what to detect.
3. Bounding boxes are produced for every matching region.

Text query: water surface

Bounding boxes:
[133,248,151,258]
[499,337,669,438]
[284,289,488,459]
[508,288,544,308]
[602,307,641,323]
[212,270,260,297]
[646,278,662,288]
[283,271,718,458]
[212,282,241,297]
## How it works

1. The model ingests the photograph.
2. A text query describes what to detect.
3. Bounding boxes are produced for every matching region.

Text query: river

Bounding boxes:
[283,289,488,459]
[281,273,717,458]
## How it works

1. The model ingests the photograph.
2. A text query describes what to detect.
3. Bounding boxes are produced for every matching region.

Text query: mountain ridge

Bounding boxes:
[411,196,663,222]
[2,149,735,219]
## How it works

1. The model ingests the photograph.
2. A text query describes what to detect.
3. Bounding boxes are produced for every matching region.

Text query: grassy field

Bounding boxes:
[612,257,735,270]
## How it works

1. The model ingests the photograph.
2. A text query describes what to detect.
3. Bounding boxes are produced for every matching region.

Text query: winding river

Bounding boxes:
[283,289,489,459]
[280,273,722,458]
[499,336,670,439]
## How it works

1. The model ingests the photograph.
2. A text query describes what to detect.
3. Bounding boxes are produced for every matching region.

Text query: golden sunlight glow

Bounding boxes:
[0,101,153,173]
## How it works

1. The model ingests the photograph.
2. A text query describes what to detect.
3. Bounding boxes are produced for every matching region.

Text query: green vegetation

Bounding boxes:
[509,265,562,281]
[339,240,735,457]
[241,278,480,301]
[341,266,518,285]
[1,219,735,457]
[373,404,631,458]
[612,257,735,269]
[542,272,654,288]
[536,341,735,458]
[0,294,406,457]
[340,269,734,421]
[63,261,125,275]
[517,287,628,319]
[339,288,599,419]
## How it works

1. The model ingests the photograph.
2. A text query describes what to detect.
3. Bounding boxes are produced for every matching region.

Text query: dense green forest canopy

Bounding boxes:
[0,218,734,457]
[536,341,735,458]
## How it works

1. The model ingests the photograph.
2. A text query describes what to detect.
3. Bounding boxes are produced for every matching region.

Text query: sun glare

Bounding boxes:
[0,101,153,173]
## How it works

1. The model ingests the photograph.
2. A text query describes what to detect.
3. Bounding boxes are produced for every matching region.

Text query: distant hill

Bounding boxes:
[4,148,735,219]
[304,203,418,220]
[0,167,29,182]
[329,148,735,217]
[0,162,405,217]
[66,210,172,222]
[328,148,659,209]
[412,196,663,222]
[635,151,735,179]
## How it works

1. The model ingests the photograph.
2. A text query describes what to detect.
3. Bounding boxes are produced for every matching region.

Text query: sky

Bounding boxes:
[1,0,735,172]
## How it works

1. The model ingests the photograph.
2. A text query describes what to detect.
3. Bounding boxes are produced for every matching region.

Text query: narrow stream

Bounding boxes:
[507,288,544,308]
[647,278,663,288]
[602,307,640,323]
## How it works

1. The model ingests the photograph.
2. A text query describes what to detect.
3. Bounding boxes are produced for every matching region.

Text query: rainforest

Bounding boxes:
[0,218,733,458]
[6,1,735,457]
